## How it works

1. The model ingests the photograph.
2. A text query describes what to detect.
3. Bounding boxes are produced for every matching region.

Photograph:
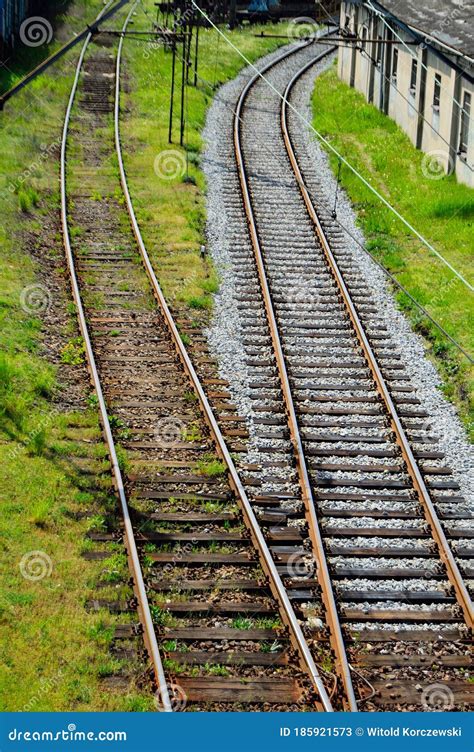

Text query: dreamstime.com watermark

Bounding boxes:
[421,682,455,711]
[19,551,53,581]
[7,138,61,197]
[287,16,320,42]
[143,6,194,59]
[421,149,454,180]
[19,16,53,47]
[155,682,188,712]
[22,670,65,712]
[154,149,186,180]
[154,415,187,447]
[8,724,127,743]
[7,405,60,462]
[20,283,52,315]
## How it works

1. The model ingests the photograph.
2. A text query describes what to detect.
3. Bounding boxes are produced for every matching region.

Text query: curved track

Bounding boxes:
[60,6,340,713]
[232,36,473,710]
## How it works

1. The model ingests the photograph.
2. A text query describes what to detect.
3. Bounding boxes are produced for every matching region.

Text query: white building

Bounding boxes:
[337,0,474,187]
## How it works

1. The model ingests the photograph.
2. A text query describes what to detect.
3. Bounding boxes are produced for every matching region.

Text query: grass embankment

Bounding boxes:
[312,64,473,435]
[0,1,290,710]
[121,7,287,309]
[0,1,154,712]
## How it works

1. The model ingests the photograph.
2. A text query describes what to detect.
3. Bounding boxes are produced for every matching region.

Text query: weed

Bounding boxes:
[201,275,219,294]
[197,457,226,477]
[183,423,203,442]
[87,392,99,408]
[149,605,176,627]
[60,337,85,366]
[115,446,129,474]
[101,553,128,584]
[162,640,177,652]
[108,414,124,430]
[18,187,39,213]
[26,427,47,456]
[231,617,253,630]
[204,663,230,676]
[185,294,212,310]
[183,390,198,404]
[255,617,281,629]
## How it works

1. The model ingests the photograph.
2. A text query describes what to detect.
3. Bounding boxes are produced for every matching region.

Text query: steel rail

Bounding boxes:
[281,55,474,631]
[233,44,358,711]
[114,19,334,713]
[60,2,173,712]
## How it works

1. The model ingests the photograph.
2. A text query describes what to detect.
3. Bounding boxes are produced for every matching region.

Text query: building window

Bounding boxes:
[376,36,383,66]
[361,26,368,50]
[433,73,441,111]
[391,47,398,82]
[410,58,418,94]
[459,91,471,156]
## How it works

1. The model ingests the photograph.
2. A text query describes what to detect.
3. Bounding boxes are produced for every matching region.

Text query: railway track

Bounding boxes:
[59,6,342,712]
[227,35,473,709]
[58,2,472,710]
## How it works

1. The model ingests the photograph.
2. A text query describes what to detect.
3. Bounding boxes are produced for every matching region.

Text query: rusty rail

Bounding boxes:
[233,43,358,711]
[281,54,473,631]
[60,1,172,712]
[113,12,334,713]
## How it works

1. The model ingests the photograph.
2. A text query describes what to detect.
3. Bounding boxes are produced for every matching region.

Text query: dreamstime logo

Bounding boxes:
[154,150,186,180]
[421,682,455,711]
[286,552,317,579]
[287,17,319,42]
[154,416,186,448]
[20,284,52,315]
[20,16,53,47]
[421,150,454,180]
[156,683,187,712]
[416,414,468,446]
[19,551,53,581]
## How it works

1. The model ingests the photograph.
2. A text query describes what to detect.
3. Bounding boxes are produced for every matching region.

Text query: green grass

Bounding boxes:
[0,0,159,712]
[197,455,227,477]
[121,7,289,311]
[0,0,296,711]
[312,64,473,435]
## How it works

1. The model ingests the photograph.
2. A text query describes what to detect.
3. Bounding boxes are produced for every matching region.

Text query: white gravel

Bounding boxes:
[202,41,472,529]
[336,577,450,593]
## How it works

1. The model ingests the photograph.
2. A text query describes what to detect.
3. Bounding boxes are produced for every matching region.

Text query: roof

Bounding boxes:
[375,0,474,60]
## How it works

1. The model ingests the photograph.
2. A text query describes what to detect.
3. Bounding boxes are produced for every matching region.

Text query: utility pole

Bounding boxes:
[229,0,237,29]
[193,16,199,86]
[180,27,186,146]
[185,14,193,84]
[168,38,177,143]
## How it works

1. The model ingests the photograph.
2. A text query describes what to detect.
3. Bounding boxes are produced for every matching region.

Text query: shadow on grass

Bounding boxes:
[0,0,75,94]
[431,199,474,220]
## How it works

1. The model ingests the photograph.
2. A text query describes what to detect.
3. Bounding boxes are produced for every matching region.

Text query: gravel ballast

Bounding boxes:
[202,43,473,510]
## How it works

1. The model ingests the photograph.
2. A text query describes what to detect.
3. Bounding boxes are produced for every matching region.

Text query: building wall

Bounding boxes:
[337,0,474,188]
[0,0,31,57]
